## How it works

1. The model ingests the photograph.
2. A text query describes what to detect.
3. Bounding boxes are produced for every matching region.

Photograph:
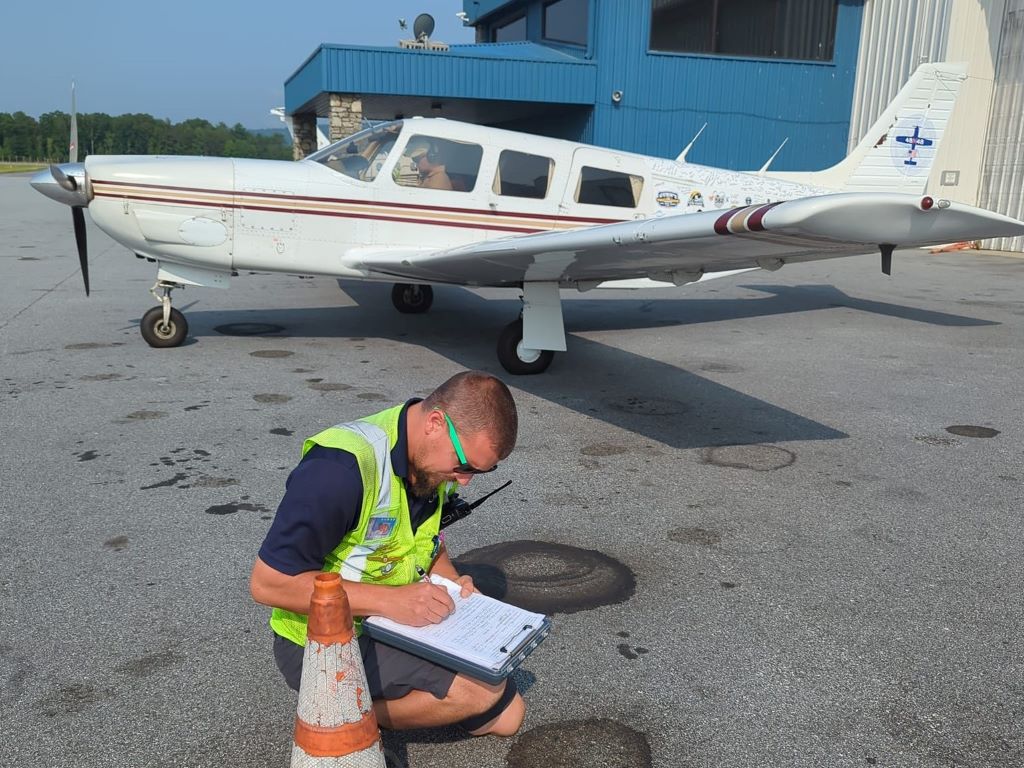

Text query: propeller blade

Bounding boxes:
[72,207,90,296]
[69,81,78,164]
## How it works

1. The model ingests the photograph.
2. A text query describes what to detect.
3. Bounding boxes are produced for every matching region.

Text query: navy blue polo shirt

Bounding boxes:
[258,400,438,577]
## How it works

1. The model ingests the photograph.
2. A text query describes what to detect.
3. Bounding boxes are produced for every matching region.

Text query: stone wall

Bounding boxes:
[329,93,363,141]
[291,114,318,160]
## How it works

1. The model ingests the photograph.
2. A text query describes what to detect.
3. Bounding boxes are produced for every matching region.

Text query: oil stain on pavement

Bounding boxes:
[506,719,652,768]
[945,424,1000,438]
[701,444,795,471]
[454,541,636,614]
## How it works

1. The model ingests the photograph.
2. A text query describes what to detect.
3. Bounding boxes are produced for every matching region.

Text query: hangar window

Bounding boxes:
[492,13,527,42]
[392,135,483,193]
[575,166,643,208]
[543,0,588,46]
[493,150,554,199]
[649,0,838,62]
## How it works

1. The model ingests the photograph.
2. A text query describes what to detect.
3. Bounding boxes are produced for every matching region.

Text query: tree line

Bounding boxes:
[0,111,292,162]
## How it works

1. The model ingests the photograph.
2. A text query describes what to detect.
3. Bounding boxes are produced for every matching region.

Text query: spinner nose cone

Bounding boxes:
[30,162,90,207]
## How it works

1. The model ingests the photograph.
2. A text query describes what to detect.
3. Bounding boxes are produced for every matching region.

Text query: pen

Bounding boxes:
[415,565,429,583]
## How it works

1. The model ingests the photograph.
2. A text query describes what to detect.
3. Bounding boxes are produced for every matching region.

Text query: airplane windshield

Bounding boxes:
[308,121,404,182]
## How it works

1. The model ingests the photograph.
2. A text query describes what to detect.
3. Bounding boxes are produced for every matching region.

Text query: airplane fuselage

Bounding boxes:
[83,118,830,289]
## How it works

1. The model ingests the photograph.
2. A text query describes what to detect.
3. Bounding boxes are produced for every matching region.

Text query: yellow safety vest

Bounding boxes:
[270,404,447,645]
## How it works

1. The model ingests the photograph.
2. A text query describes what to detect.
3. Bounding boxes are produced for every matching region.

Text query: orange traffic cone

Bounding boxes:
[291,573,385,767]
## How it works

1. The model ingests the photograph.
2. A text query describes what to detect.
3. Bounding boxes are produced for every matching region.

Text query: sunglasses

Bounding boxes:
[439,411,498,475]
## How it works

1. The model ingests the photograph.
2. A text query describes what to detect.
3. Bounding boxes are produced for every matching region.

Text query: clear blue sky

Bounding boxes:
[1,1,475,129]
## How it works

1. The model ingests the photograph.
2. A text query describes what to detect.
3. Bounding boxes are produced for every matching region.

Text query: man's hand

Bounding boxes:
[386,582,456,626]
[453,574,478,598]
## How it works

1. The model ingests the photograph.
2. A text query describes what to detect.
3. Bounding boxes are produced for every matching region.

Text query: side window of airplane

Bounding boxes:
[392,136,483,192]
[575,166,644,208]
[492,150,554,199]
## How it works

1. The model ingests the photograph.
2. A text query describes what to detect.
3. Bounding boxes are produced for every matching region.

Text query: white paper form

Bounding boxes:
[363,575,546,671]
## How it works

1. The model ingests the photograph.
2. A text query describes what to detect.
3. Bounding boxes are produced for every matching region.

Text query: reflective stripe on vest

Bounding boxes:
[269,404,445,646]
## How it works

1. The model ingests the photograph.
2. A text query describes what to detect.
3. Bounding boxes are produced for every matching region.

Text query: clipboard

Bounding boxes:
[362,576,551,684]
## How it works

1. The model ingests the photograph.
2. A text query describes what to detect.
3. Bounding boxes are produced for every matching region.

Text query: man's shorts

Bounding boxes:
[273,632,457,700]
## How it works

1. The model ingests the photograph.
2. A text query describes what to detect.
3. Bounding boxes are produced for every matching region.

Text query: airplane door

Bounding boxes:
[563,147,652,223]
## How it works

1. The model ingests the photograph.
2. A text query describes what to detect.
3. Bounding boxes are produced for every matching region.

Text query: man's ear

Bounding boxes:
[425,408,446,435]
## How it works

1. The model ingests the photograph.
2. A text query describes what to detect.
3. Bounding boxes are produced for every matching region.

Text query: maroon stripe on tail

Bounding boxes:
[714,207,746,235]
[747,201,785,232]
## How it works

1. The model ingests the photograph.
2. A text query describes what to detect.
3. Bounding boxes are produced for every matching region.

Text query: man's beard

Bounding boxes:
[408,449,446,498]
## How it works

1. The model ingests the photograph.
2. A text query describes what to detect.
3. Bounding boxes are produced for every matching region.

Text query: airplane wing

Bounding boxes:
[349,193,1024,287]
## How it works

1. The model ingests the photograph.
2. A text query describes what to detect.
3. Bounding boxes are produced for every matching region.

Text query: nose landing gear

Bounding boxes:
[140,279,188,348]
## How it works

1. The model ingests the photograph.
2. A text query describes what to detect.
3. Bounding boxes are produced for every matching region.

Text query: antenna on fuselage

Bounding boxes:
[757,138,789,175]
[675,122,707,163]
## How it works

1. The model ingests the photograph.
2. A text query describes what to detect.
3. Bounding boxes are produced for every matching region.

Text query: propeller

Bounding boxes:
[57,81,89,295]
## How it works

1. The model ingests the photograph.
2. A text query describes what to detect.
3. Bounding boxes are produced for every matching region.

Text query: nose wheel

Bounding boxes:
[141,280,188,348]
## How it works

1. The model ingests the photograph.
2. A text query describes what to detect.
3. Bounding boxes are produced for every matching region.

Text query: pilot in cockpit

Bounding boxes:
[405,139,453,191]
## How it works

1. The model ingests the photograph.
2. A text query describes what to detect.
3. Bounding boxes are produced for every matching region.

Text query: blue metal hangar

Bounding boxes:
[284,1,1023,251]
[284,0,862,172]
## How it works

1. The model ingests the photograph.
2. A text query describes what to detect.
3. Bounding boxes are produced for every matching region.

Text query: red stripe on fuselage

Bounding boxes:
[92,191,546,234]
[91,180,622,225]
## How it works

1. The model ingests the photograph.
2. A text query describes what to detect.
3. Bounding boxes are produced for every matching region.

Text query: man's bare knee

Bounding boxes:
[476,692,525,737]
[453,677,524,737]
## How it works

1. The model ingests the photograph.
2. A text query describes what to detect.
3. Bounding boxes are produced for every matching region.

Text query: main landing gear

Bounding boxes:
[388,280,565,376]
[140,279,188,348]
[391,283,433,313]
[497,319,555,375]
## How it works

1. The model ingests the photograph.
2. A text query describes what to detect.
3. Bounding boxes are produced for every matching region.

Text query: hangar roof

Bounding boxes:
[284,42,596,119]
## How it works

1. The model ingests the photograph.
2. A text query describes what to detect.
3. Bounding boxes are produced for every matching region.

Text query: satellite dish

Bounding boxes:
[413,13,435,41]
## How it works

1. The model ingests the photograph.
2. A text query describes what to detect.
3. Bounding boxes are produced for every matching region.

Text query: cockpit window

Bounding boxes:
[309,121,402,182]
[392,135,483,192]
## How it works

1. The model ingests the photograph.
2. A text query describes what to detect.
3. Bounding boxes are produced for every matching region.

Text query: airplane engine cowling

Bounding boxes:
[85,155,235,272]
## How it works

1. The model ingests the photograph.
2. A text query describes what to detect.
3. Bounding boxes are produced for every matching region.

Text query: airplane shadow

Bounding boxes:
[561,282,999,331]
[162,281,990,449]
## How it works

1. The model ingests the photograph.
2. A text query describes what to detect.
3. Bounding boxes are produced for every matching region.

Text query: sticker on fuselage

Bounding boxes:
[656,190,680,207]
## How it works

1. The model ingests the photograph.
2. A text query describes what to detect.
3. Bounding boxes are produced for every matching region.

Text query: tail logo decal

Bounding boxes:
[891,116,936,176]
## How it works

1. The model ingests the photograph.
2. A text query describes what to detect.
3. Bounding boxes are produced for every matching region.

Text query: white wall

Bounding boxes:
[979,0,1024,250]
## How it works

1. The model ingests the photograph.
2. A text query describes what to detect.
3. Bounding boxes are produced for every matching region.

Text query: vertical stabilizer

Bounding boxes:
[768,62,967,193]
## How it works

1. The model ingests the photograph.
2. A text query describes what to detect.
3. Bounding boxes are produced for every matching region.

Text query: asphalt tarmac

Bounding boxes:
[1,171,1022,768]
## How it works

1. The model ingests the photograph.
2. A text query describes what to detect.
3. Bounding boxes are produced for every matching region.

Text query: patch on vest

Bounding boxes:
[366,542,404,581]
[365,516,397,540]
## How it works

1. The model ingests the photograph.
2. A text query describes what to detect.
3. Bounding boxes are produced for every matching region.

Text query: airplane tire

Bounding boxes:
[497,319,555,375]
[391,283,433,314]
[140,306,188,348]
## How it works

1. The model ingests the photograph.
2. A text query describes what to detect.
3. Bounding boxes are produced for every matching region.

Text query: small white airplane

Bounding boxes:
[32,63,1024,374]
